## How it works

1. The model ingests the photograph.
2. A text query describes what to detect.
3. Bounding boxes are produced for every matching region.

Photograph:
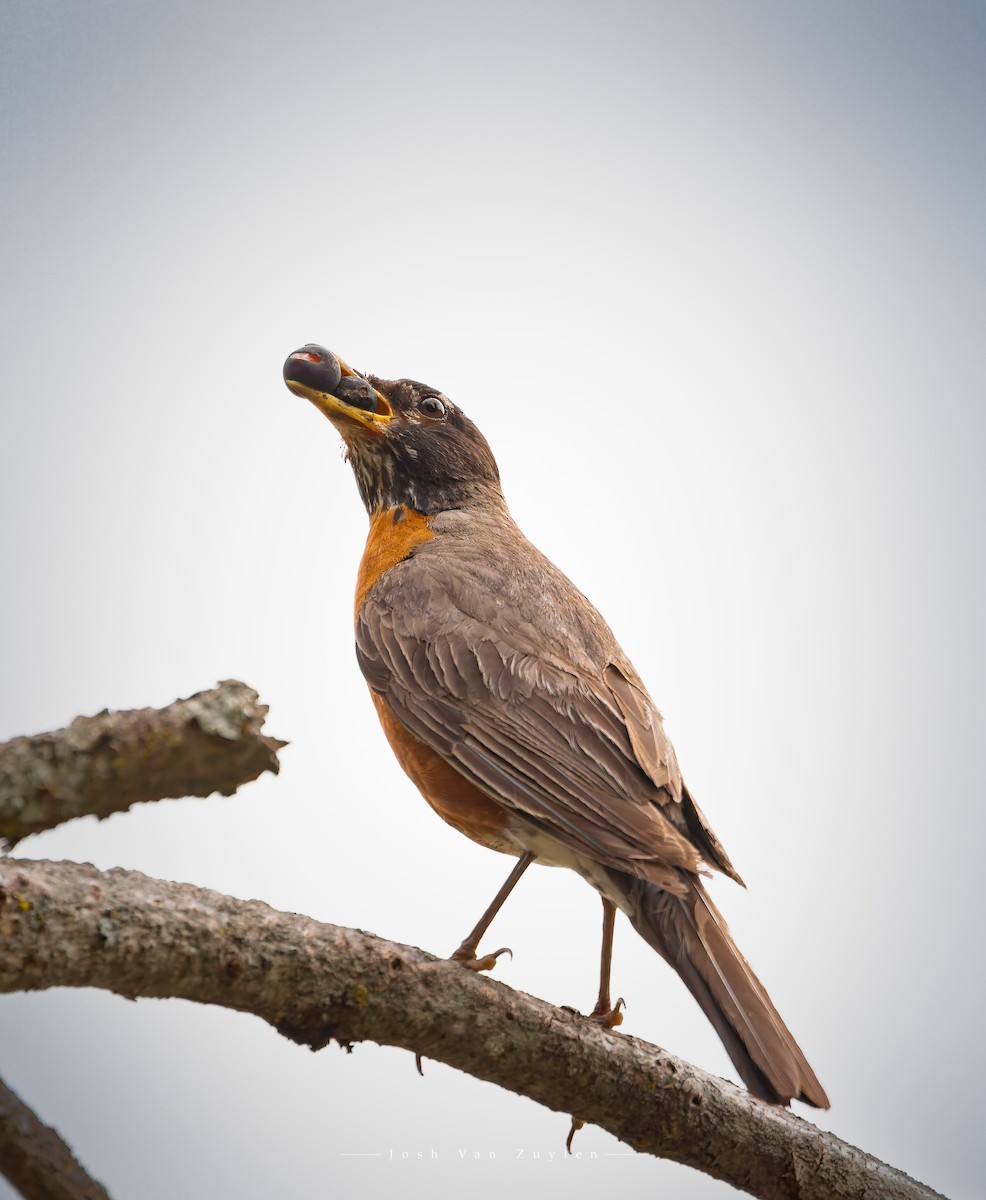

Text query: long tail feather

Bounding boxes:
[612,871,829,1107]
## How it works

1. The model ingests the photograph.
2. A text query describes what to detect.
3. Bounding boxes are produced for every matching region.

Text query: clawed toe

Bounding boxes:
[589,996,625,1029]
[451,945,513,973]
[566,1117,585,1152]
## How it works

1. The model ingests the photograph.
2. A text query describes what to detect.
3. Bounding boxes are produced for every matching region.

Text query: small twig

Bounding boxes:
[0,682,285,849]
[0,1073,111,1200]
[0,857,946,1200]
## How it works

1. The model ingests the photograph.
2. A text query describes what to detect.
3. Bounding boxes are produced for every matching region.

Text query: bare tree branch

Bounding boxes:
[0,1073,111,1200]
[0,682,285,849]
[0,857,944,1200]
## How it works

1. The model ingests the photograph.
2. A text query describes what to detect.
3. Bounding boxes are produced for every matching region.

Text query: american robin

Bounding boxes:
[283,344,829,1109]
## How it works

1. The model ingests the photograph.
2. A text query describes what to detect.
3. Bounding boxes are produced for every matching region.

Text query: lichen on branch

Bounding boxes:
[0,857,946,1200]
[0,681,285,849]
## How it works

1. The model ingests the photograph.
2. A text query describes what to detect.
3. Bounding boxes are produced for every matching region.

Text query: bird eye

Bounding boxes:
[418,396,446,419]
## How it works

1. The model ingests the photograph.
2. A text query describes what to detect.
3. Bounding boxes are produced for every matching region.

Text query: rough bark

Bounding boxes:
[0,1074,111,1200]
[0,857,944,1200]
[0,682,285,849]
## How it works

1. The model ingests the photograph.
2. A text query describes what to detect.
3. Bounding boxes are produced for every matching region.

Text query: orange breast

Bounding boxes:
[356,505,512,853]
[354,505,436,620]
[371,693,513,851]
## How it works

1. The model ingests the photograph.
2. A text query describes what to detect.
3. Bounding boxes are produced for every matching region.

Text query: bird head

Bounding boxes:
[283,344,502,516]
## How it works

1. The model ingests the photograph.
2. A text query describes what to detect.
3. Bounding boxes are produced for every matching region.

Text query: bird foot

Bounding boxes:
[566,1117,585,1153]
[450,944,513,973]
[588,996,625,1029]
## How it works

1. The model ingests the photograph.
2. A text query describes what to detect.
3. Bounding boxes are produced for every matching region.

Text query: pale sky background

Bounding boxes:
[1,2,984,1197]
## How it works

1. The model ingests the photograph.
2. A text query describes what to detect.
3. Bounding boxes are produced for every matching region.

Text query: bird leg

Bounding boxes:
[568,902,623,1152]
[450,851,534,971]
[566,901,624,1151]
[588,897,625,1028]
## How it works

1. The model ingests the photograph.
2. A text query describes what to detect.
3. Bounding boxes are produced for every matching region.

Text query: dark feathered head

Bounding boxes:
[283,344,501,515]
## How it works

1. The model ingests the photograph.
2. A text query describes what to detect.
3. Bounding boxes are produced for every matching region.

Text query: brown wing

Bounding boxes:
[356,567,731,890]
[605,663,744,885]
